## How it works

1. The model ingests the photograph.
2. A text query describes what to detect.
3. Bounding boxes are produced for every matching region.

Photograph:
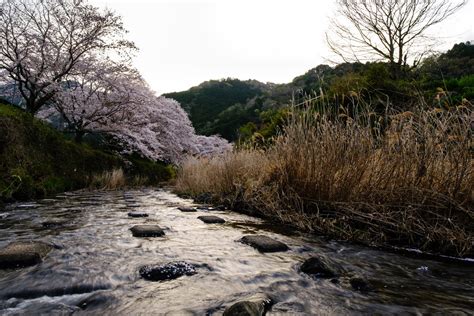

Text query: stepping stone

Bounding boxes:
[139,261,196,281]
[198,215,225,224]
[178,207,197,212]
[0,241,52,269]
[130,225,165,237]
[300,257,335,278]
[240,235,289,253]
[128,212,149,218]
[223,294,272,316]
[41,219,69,228]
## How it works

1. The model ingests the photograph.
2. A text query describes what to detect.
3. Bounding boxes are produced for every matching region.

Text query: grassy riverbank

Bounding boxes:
[176,104,474,257]
[0,103,173,202]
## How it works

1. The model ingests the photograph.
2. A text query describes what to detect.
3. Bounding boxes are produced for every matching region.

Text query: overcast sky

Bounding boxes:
[90,0,474,95]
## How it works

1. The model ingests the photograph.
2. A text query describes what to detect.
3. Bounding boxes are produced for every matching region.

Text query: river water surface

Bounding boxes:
[0,189,473,315]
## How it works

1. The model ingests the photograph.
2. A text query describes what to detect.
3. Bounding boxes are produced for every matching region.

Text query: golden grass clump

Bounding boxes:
[176,104,474,257]
[91,168,126,190]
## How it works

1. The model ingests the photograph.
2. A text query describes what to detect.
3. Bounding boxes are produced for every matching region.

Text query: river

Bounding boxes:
[0,189,473,315]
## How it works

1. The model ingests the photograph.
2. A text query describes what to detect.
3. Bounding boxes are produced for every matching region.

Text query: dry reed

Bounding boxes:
[90,168,126,190]
[176,103,474,257]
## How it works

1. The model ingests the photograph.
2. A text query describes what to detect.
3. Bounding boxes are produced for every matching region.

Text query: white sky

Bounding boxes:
[90,0,474,95]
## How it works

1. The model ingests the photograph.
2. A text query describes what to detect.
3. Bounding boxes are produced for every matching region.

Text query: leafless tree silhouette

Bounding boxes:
[326,0,466,72]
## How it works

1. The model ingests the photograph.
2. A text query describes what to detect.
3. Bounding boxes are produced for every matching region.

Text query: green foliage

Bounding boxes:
[126,154,174,184]
[164,78,266,139]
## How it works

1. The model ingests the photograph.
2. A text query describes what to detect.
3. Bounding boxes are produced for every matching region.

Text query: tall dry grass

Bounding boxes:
[90,168,127,190]
[176,102,474,256]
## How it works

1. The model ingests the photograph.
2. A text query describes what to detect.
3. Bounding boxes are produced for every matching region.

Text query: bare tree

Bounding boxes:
[0,0,135,114]
[326,0,467,72]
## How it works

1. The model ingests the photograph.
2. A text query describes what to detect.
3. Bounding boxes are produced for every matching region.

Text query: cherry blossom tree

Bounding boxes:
[194,135,233,157]
[3,0,231,163]
[110,95,232,163]
[38,59,231,163]
[38,57,144,143]
[0,0,135,114]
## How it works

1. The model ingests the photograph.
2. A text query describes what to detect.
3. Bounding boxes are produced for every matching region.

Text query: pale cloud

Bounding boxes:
[90,0,473,94]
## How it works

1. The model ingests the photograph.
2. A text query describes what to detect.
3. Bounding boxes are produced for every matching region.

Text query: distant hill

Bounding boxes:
[164,78,272,140]
[164,42,474,142]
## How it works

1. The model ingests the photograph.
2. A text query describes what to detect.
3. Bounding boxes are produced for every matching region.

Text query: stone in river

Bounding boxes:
[0,241,52,269]
[240,235,289,253]
[128,212,149,218]
[300,256,335,278]
[198,215,226,224]
[223,294,272,316]
[178,206,197,212]
[130,225,165,237]
[139,261,196,281]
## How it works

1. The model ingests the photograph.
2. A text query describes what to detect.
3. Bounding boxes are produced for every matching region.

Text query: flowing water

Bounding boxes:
[0,189,473,315]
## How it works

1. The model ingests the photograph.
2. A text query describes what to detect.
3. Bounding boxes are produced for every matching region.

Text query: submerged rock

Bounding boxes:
[127,212,149,218]
[178,206,197,212]
[223,294,272,316]
[41,219,69,228]
[198,215,226,224]
[2,283,111,300]
[0,241,52,269]
[240,235,289,253]
[300,257,335,278]
[130,225,165,237]
[77,292,117,311]
[127,204,141,208]
[139,261,197,281]
[350,277,374,292]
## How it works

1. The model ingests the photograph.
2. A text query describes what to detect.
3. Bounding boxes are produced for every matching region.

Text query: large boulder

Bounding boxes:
[0,241,52,269]
[223,294,272,316]
[240,235,289,253]
[130,225,165,237]
[139,261,197,281]
[198,215,226,224]
[300,257,335,278]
